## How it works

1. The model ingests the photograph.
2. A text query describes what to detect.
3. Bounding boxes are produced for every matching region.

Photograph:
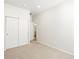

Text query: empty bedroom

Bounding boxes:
[4,0,74,59]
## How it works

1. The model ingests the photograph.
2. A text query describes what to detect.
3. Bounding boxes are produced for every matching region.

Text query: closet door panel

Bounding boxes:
[5,17,19,49]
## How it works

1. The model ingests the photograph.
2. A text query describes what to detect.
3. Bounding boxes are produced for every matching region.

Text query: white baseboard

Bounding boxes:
[51,46,74,56]
[37,40,74,56]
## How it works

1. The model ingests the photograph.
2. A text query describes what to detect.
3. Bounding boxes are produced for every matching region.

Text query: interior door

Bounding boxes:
[5,16,19,50]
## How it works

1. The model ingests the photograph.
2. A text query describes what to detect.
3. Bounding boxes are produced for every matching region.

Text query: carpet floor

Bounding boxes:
[5,41,74,59]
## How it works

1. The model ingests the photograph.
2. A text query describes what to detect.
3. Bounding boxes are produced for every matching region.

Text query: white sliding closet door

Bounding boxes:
[5,16,19,50]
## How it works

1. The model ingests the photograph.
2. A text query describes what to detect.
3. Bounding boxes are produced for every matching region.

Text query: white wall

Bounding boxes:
[33,0,74,55]
[5,3,30,47]
[30,15,34,41]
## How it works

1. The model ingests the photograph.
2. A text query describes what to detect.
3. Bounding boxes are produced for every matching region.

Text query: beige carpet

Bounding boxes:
[5,41,74,59]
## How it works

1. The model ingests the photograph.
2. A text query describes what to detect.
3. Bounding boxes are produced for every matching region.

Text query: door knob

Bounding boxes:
[6,33,8,35]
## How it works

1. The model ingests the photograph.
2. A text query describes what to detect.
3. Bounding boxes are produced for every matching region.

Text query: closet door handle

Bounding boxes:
[6,33,8,35]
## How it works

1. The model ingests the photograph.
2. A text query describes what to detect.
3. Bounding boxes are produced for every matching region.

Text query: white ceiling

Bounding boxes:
[5,0,64,15]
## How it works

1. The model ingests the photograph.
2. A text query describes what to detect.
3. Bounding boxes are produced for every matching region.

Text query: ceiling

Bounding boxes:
[5,0,64,15]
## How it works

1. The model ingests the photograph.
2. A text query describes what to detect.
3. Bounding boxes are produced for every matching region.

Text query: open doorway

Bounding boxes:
[33,23,37,41]
[30,21,37,42]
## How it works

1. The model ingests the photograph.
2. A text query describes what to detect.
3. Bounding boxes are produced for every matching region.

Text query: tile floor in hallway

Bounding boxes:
[5,41,74,59]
